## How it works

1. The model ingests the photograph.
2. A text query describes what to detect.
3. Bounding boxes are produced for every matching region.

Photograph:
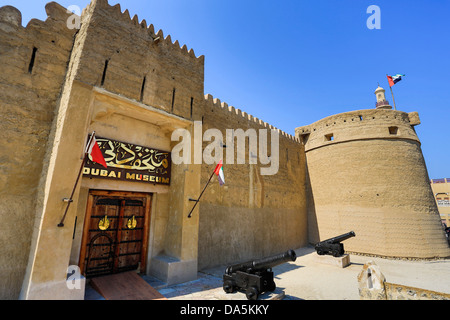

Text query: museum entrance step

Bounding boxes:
[89,271,167,300]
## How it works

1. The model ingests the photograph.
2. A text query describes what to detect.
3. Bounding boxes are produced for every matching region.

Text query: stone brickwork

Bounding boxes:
[198,96,307,269]
[72,0,205,120]
[0,3,77,299]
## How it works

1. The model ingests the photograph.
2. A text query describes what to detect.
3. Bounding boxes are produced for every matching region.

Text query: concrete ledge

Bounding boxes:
[313,253,350,268]
[23,276,86,300]
[150,255,197,286]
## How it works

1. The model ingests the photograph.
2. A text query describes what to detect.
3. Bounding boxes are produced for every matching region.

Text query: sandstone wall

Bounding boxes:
[0,3,77,299]
[197,96,307,269]
[296,109,450,258]
[60,0,308,270]
[18,0,204,295]
[72,0,204,120]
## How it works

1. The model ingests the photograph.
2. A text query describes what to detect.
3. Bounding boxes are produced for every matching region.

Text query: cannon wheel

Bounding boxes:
[223,280,236,294]
[267,280,276,292]
[246,287,259,300]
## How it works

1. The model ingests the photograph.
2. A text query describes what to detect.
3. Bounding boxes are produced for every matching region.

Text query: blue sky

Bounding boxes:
[3,0,449,179]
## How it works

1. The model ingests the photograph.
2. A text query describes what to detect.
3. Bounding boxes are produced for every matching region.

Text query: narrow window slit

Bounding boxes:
[28,47,38,74]
[101,60,109,86]
[140,76,146,101]
[190,97,194,118]
[171,88,176,112]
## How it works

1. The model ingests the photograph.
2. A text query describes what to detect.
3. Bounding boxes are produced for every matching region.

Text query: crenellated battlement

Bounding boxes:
[0,2,78,98]
[0,0,297,144]
[89,0,204,62]
[204,94,300,143]
[0,2,75,30]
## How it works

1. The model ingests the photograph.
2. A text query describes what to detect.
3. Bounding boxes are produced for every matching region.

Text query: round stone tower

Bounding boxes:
[296,87,450,259]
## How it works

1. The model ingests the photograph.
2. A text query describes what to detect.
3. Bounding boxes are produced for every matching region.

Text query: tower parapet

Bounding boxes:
[296,109,421,152]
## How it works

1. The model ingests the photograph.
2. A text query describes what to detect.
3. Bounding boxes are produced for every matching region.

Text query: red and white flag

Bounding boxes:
[214,160,225,186]
[86,133,107,168]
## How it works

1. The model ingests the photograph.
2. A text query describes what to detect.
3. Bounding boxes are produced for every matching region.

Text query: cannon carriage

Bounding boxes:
[222,249,297,300]
[314,231,356,257]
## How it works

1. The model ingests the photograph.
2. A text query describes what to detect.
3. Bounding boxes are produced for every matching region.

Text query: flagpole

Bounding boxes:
[389,86,397,110]
[57,132,95,227]
[187,170,216,218]
[57,153,88,227]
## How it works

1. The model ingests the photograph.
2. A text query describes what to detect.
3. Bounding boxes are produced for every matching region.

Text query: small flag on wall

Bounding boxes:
[214,160,225,186]
[86,134,107,168]
[58,131,106,227]
[387,74,405,87]
[187,160,226,218]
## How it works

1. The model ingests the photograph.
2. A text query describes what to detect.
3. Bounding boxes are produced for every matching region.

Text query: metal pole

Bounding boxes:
[390,86,397,110]
[57,153,88,227]
[187,170,216,218]
[57,132,95,227]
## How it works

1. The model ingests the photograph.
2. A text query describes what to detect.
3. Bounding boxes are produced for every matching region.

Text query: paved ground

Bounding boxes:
[85,246,450,300]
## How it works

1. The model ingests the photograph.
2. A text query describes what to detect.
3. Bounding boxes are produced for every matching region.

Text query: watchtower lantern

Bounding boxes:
[374,86,392,109]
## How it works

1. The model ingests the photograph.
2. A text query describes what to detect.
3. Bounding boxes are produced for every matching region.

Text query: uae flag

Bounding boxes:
[387,74,405,87]
[86,134,107,168]
[214,160,225,186]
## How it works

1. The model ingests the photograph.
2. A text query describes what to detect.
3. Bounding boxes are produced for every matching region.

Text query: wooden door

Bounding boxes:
[79,191,152,278]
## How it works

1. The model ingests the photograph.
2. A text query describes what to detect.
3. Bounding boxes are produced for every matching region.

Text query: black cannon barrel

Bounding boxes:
[226,250,297,275]
[322,231,356,244]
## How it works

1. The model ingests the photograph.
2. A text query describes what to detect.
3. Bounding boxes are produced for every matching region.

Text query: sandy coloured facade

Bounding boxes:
[0,0,448,300]
[430,179,450,227]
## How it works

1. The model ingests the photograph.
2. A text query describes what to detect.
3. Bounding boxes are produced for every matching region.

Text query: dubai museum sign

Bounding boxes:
[83,137,171,186]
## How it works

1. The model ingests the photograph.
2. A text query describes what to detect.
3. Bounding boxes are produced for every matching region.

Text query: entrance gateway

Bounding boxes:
[79,190,152,278]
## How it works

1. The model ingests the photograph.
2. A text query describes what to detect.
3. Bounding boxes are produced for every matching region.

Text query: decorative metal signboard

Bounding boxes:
[83,136,171,186]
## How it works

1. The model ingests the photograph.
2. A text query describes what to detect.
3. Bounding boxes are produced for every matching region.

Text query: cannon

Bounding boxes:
[315,231,356,257]
[223,249,297,300]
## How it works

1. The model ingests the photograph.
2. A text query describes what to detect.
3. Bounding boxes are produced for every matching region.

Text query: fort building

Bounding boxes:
[0,0,448,300]
[430,178,450,227]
